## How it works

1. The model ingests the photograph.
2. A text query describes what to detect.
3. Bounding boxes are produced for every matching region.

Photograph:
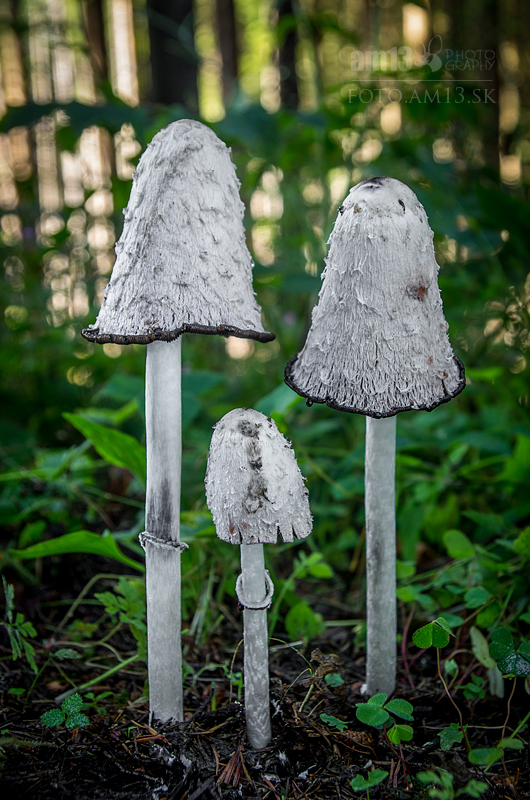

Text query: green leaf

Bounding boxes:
[499,435,530,484]
[11,531,144,572]
[65,712,90,729]
[487,628,530,675]
[63,413,146,486]
[412,617,453,649]
[444,658,459,678]
[92,374,145,405]
[2,577,15,622]
[464,586,493,609]
[350,769,388,791]
[396,560,416,579]
[417,770,447,787]
[40,709,65,727]
[18,520,47,549]
[385,698,414,721]
[324,673,344,687]
[443,529,475,559]
[355,704,389,728]
[455,779,488,798]
[307,554,333,579]
[499,737,524,750]
[53,648,80,660]
[438,723,464,751]
[320,713,347,731]
[284,603,324,641]
[517,641,530,660]
[387,723,413,744]
[366,692,387,707]
[468,747,503,767]
[470,626,495,669]
[255,382,302,419]
[513,528,530,558]
[22,639,38,674]
[62,693,83,714]
[489,627,514,661]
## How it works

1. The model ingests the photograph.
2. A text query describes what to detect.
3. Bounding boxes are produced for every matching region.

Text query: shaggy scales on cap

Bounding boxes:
[285,176,465,418]
[205,408,312,546]
[82,119,273,345]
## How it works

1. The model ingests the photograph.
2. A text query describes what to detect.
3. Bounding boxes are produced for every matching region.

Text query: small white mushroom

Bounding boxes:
[284,177,465,697]
[205,408,312,748]
[81,121,274,724]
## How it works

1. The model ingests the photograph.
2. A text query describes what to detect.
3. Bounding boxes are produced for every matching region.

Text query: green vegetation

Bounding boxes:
[0,1,529,796]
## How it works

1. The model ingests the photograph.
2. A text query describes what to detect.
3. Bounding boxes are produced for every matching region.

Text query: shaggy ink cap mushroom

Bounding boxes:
[285,177,465,418]
[205,408,312,546]
[82,120,274,345]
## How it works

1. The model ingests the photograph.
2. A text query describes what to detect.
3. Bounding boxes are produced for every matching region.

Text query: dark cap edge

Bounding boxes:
[82,323,275,345]
[284,353,466,419]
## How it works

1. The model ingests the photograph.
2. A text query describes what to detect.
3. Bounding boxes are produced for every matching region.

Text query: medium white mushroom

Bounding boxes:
[285,177,465,696]
[205,408,312,748]
[82,120,274,724]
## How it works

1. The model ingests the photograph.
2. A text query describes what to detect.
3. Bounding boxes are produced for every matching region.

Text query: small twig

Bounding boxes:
[436,649,470,752]
[500,678,517,783]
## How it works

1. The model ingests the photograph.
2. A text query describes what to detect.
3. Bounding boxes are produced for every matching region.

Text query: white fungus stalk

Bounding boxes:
[144,339,183,721]
[240,543,272,749]
[205,408,312,748]
[365,415,396,696]
[285,177,465,697]
[82,120,274,723]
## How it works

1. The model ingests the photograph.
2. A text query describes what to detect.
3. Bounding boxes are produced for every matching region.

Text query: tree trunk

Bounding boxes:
[83,0,108,82]
[278,0,298,109]
[146,0,198,108]
[216,0,238,104]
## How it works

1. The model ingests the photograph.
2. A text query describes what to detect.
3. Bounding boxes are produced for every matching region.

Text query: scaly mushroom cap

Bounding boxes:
[205,408,312,545]
[285,177,465,418]
[82,120,274,344]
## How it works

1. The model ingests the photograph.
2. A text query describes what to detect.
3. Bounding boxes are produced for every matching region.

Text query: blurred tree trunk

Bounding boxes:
[278,0,298,109]
[444,0,499,169]
[216,0,238,104]
[146,0,198,108]
[83,0,108,82]
[479,0,500,169]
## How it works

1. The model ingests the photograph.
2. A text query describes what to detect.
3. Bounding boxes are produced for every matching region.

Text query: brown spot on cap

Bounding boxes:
[406,282,428,302]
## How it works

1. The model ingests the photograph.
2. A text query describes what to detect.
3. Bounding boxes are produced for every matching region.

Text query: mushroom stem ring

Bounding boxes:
[236,570,275,610]
[139,531,190,553]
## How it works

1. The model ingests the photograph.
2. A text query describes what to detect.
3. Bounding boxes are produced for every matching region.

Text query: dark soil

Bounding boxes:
[1,556,529,800]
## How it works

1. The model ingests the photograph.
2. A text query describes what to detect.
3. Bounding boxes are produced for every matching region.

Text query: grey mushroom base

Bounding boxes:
[82,323,275,346]
[284,353,466,419]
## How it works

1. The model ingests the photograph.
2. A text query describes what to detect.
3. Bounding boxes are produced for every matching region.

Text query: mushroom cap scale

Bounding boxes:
[205,408,312,545]
[285,177,465,418]
[82,120,274,345]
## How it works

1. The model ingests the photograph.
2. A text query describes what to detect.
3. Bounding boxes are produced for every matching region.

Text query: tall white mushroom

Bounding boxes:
[82,120,274,723]
[284,177,465,696]
[205,408,312,749]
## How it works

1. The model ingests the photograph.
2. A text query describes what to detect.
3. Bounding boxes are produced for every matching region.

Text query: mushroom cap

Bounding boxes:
[82,120,274,345]
[285,177,465,418]
[205,408,312,545]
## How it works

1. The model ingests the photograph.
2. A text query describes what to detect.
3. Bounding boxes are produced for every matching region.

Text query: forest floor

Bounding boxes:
[1,554,529,800]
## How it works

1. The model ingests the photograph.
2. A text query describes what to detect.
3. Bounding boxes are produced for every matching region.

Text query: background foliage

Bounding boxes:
[0,0,529,675]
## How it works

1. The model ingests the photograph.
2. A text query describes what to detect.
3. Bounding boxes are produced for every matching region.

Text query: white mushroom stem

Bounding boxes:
[364,415,397,696]
[240,543,272,749]
[144,339,183,722]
